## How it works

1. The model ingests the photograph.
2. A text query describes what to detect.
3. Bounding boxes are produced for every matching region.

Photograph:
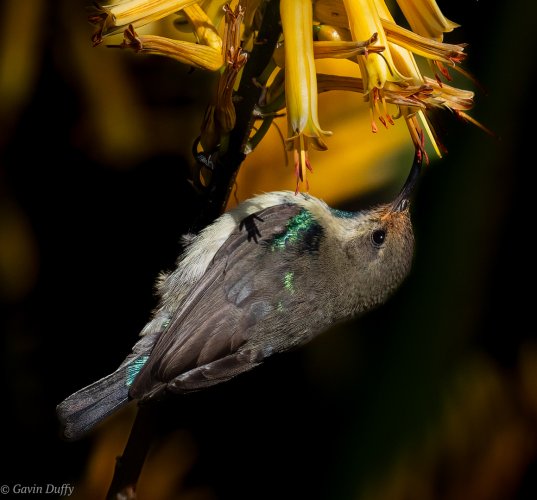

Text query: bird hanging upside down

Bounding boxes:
[57,151,421,441]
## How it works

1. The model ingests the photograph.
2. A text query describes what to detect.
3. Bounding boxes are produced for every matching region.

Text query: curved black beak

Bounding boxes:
[391,148,423,212]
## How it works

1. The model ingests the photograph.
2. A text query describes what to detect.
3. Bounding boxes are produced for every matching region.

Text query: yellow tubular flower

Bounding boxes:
[395,0,459,41]
[313,33,383,60]
[183,3,222,51]
[316,73,431,106]
[280,0,332,192]
[116,1,228,71]
[391,54,438,155]
[121,25,223,71]
[423,77,474,109]
[312,0,476,153]
[91,0,199,45]
[373,0,422,79]
[84,0,484,197]
[272,34,382,68]
[316,70,473,157]
[315,0,465,68]
[382,19,466,66]
[374,0,438,155]
[342,0,405,92]
[173,0,228,42]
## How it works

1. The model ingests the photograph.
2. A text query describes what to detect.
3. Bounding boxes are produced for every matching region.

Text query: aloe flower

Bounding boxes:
[90,0,198,45]
[120,24,223,70]
[313,0,482,157]
[343,0,405,93]
[88,0,483,192]
[395,0,459,41]
[280,0,332,192]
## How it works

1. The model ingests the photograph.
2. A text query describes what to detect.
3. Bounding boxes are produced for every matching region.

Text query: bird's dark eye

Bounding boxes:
[371,229,386,247]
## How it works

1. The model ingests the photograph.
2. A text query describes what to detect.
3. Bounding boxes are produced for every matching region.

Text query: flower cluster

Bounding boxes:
[91,0,480,192]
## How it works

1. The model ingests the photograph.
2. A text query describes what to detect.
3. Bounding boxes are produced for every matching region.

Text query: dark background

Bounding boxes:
[1,0,536,498]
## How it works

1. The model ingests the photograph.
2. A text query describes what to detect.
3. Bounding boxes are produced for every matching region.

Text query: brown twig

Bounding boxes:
[193,0,282,230]
[106,406,154,499]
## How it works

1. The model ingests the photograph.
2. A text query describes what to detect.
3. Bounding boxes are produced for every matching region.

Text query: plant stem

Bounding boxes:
[195,0,282,230]
[106,406,154,500]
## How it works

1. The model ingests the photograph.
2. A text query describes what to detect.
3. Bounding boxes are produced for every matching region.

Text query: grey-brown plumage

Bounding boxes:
[57,151,421,440]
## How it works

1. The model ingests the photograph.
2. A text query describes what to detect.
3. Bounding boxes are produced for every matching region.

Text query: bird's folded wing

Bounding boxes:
[129,202,322,399]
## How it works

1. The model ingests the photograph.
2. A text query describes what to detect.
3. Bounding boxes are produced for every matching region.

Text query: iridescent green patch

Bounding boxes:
[330,207,355,219]
[126,355,149,387]
[284,271,295,294]
[271,209,316,250]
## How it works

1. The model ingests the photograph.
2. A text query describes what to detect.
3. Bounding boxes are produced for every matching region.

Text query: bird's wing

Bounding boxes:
[129,202,324,400]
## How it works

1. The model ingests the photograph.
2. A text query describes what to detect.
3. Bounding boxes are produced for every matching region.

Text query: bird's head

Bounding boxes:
[336,150,422,310]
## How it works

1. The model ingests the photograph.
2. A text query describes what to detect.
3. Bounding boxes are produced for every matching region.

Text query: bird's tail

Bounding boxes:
[57,366,132,441]
[56,317,166,440]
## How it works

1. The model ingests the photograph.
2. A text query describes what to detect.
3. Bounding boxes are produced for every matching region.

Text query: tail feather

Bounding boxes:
[57,368,130,441]
[57,317,166,440]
